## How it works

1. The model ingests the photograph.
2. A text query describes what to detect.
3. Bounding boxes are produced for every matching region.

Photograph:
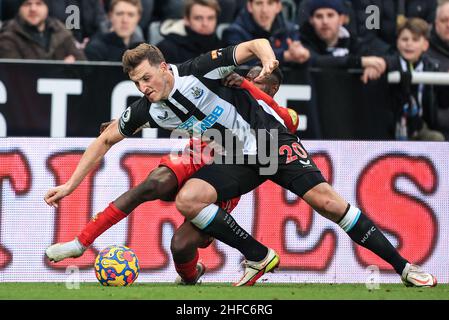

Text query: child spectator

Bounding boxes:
[386,18,445,141]
[353,0,438,55]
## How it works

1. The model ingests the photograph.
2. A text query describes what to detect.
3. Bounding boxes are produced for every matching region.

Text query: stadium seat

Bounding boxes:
[216,23,230,40]
[281,0,297,22]
[148,20,164,45]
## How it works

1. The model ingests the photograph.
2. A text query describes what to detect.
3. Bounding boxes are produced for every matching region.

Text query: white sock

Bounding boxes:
[190,203,219,230]
[338,205,361,232]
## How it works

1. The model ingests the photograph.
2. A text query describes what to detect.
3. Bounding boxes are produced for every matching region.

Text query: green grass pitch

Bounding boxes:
[0,283,448,300]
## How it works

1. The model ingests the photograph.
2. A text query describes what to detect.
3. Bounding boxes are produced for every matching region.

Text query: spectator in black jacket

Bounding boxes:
[428,0,449,72]
[385,18,445,141]
[297,0,358,37]
[353,0,438,55]
[85,0,144,61]
[222,0,310,66]
[299,0,386,83]
[156,0,224,64]
[427,0,449,140]
[46,0,109,48]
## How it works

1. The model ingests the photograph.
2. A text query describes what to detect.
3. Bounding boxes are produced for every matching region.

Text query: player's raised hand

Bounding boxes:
[255,59,279,82]
[44,184,72,208]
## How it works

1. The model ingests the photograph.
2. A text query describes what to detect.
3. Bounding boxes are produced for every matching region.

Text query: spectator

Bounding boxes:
[222,0,310,65]
[46,0,109,48]
[104,0,153,40]
[150,0,241,22]
[428,0,449,72]
[385,18,445,141]
[0,0,85,61]
[353,0,438,55]
[156,0,224,64]
[85,0,144,61]
[428,1,449,140]
[297,0,358,36]
[299,0,386,83]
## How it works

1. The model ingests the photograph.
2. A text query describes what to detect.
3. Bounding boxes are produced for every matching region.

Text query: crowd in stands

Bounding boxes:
[0,0,448,140]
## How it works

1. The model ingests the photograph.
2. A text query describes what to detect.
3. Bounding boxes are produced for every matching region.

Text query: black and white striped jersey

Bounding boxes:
[118,45,290,155]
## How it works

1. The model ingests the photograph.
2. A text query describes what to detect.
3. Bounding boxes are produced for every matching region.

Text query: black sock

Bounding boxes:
[347,211,408,274]
[202,207,268,262]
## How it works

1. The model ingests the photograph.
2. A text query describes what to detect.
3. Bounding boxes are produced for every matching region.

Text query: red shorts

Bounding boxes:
[159,139,240,213]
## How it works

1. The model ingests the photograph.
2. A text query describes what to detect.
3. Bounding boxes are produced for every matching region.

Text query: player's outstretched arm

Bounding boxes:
[44,120,124,208]
[234,39,279,81]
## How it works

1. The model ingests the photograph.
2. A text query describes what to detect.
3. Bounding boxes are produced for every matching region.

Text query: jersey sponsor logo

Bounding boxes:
[177,105,224,134]
[191,87,204,99]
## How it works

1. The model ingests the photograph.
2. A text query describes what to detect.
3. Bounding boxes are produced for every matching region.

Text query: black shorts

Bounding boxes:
[190,135,326,201]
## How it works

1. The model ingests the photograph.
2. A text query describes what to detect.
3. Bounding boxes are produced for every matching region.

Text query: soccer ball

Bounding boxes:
[94,245,139,286]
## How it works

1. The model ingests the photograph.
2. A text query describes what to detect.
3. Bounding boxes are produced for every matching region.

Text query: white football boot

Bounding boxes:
[45,238,86,262]
[175,261,206,285]
[401,263,437,287]
[233,248,280,287]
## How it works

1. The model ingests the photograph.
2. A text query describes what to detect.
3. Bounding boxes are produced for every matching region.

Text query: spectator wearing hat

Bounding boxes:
[297,0,358,37]
[0,0,85,61]
[222,0,310,65]
[299,0,386,83]
[85,0,144,61]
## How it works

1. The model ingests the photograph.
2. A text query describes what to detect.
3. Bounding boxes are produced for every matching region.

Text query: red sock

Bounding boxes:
[174,251,199,283]
[77,202,127,248]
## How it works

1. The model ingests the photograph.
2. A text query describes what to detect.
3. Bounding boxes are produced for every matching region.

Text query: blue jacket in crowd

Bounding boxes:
[222,8,300,64]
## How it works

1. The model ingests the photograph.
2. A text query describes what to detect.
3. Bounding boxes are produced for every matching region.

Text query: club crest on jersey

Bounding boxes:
[191,87,204,99]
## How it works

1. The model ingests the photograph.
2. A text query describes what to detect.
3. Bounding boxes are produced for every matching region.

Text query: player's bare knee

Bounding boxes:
[175,189,198,219]
[320,197,340,215]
